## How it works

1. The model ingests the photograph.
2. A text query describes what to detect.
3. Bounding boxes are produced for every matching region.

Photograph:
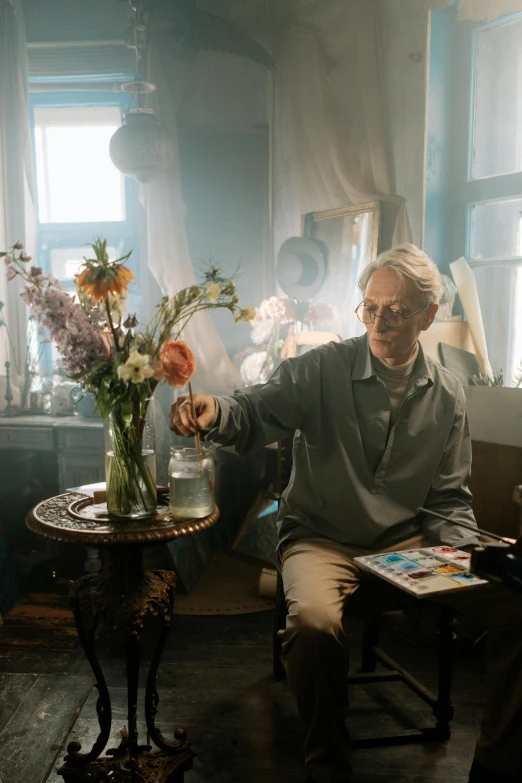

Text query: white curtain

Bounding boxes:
[273,1,412,339]
[0,0,36,402]
[141,33,272,395]
[430,0,522,21]
[142,0,413,391]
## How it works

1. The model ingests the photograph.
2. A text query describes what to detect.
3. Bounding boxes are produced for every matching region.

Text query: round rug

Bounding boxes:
[173,551,275,616]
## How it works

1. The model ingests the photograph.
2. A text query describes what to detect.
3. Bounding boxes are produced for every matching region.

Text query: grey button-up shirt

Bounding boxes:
[206,334,479,550]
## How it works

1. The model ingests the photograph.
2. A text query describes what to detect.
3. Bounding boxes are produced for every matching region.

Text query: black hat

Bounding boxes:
[276,236,327,299]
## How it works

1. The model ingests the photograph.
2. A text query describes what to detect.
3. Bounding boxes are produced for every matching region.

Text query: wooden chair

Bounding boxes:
[273,439,456,748]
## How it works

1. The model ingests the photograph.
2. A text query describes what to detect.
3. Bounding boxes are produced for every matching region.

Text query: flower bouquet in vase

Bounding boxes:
[5,239,254,518]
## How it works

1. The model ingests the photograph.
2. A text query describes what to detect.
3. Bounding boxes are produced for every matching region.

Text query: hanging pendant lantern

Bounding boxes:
[109,81,175,183]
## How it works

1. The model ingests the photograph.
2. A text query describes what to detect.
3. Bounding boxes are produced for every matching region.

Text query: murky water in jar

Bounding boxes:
[169,470,214,519]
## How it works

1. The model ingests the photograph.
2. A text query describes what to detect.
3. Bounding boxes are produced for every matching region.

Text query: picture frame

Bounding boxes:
[302,202,381,263]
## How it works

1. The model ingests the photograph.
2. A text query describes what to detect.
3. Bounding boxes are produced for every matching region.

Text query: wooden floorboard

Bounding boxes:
[0,597,488,782]
[0,673,38,733]
[0,675,93,783]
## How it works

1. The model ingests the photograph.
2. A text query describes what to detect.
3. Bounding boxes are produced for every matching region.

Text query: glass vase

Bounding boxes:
[168,445,216,520]
[104,403,157,518]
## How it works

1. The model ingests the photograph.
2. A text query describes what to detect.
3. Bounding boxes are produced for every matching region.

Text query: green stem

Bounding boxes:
[106,408,157,516]
[105,298,121,352]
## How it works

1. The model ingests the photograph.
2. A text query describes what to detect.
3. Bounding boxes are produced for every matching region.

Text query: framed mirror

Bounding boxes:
[301,202,381,338]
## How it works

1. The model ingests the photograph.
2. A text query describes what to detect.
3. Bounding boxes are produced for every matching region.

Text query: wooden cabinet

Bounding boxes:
[0,416,104,557]
[469,440,522,540]
[0,415,104,493]
[54,424,104,491]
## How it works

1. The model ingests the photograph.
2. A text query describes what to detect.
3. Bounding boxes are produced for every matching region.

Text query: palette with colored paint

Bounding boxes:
[353,547,488,597]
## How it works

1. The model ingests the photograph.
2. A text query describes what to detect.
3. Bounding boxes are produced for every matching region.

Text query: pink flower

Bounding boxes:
[18,276,107,376]
[254,296,295,325]
[7,266,17,281]
[309,301,338,325]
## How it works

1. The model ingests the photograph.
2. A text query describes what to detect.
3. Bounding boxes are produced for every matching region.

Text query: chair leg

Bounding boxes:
[433,604,456,739]
[273,571,287,681]
[361,611,381,672]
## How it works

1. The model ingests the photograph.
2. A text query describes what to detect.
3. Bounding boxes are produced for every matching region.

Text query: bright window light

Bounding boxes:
[49,246,118,283]
[470,197,522,261]
[473,16,522,179]
[34,106,125,223]
[512,265,522,384]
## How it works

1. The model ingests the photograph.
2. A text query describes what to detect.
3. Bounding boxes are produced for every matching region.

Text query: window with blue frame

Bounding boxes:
[426,7,522,385]
[29,88,141,372]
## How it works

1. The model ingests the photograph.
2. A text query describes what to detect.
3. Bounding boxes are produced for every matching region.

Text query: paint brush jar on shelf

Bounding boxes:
[168,445,216,520]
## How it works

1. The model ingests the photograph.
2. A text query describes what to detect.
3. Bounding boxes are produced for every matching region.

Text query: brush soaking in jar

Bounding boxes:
[168,445,216,520]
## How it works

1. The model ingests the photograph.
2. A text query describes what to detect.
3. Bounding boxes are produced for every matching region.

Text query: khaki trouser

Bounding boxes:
[280,537,522,783]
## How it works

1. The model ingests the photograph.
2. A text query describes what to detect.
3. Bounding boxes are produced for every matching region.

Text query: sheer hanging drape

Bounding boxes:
[142,0,414,388]
[0,0,36,399]
[273,1,412,340]
[142,39,260,395]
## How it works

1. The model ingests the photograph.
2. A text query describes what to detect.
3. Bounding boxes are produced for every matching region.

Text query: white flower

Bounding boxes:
[117,350,154,384]
[251,318,275,345]
[205,282,221,302]
[240,351,269,385]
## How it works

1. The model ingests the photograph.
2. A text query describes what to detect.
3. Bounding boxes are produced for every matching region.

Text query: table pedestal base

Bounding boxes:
[57,546,194,783]
[59,746,194,783]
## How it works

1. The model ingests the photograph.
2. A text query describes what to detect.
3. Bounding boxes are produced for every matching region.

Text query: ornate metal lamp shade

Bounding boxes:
[109,107,175,184]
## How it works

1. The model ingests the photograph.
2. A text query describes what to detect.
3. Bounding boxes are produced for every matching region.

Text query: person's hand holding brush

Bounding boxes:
[170,394,218,438]
[159,340,217,449]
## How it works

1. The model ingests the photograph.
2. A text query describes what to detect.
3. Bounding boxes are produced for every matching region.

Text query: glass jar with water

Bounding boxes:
[168,445,216,520]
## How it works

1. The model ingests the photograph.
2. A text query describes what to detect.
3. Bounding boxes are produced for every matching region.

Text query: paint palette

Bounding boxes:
[353,546,488,598]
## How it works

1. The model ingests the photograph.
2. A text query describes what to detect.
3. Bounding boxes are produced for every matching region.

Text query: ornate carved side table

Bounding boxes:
[26,492,220,783]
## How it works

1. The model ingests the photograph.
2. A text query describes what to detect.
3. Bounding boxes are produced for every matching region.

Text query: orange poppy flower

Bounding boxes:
[76,264,135,302]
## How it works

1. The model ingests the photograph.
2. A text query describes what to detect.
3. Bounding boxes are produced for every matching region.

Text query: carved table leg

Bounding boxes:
[58,544,195,783]
[58,570,112,781]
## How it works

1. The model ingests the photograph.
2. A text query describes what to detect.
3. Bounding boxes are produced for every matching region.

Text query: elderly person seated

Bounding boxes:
[170,243,522,783]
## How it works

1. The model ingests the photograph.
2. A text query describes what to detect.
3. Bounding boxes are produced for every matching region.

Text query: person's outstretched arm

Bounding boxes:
[170,353,316,454]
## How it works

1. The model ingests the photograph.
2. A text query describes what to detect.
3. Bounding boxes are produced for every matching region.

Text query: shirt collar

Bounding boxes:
[351,333,433,389]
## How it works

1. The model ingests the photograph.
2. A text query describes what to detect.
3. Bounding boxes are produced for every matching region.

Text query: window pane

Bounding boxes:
[512,266,522,385]
[475,263,522,385]
[473,17,522,179]
[34,106,125,223]
[50,246,117,284]
[470,198,522,261]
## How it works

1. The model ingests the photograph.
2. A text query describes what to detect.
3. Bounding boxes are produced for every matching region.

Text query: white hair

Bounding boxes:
[358,243,442,307]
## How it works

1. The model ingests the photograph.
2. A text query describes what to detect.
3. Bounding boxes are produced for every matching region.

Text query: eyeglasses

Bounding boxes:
[355,302,425,329]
